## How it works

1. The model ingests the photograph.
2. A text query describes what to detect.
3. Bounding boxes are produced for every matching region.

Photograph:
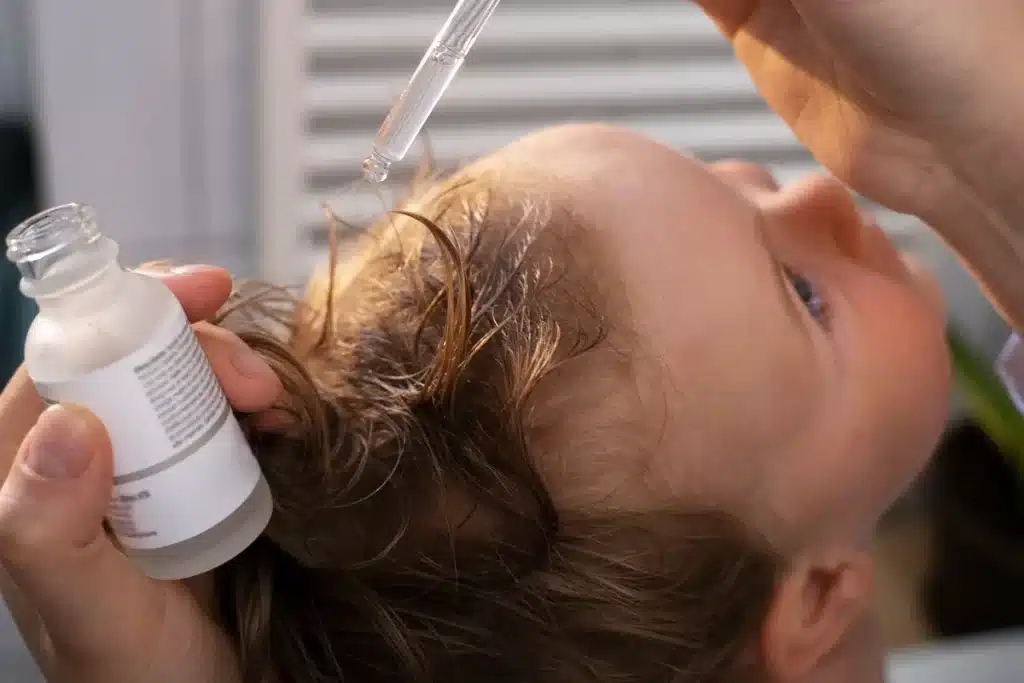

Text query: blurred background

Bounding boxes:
[0,1,1020,680]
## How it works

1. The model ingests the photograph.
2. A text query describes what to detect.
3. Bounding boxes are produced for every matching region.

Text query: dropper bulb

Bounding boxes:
[362,152,391,183]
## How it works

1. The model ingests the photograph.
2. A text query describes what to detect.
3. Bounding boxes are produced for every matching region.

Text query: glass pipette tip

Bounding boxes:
[361,0,501,183]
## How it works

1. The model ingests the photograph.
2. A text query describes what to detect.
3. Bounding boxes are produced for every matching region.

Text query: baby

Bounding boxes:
[215,124,950,683]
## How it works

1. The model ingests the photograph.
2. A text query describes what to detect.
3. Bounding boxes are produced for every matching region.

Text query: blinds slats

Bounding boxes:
[306,4,716,54]
[308,61,757,116]
[306,112,805,172]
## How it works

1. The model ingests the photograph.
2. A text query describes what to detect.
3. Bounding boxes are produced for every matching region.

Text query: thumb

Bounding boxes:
[0,404,167,659]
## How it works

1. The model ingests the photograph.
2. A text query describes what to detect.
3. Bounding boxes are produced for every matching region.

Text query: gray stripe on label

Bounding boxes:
[113,402,232,485]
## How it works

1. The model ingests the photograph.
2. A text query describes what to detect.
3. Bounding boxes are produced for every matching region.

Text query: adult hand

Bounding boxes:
[695,0,1024,217]
[0,264,282,683]
[694,0,1024,326]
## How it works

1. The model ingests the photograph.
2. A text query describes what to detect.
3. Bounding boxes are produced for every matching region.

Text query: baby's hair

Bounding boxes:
[213,168,780,683]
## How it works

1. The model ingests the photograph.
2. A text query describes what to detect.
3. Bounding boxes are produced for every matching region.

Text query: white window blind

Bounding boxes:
[260,0,926,283]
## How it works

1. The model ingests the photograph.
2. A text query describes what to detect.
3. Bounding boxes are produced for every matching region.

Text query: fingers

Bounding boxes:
[132,262,281,411]
[133,263,233,322]
[0,405,168,660]
[0,368,48,481]
[193,322,283,413]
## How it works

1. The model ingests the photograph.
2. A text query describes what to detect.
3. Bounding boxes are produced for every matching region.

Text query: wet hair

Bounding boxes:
[213,168,781,683]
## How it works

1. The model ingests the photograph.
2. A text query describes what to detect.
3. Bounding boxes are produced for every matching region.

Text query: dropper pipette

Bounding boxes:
[361,0,502,183]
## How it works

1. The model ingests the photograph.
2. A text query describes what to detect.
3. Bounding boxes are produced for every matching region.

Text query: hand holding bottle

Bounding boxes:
[0,264,281,683]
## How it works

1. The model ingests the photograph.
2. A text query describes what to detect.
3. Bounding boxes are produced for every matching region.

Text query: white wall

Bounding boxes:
[28,0,259,275]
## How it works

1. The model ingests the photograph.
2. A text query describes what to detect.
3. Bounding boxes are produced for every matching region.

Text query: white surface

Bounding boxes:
[888,631,1024,683]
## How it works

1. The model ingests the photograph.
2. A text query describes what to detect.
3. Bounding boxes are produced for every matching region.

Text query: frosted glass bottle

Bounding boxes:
[5,203,273,580]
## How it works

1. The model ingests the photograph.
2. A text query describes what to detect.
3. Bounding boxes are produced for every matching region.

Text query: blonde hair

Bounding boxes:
[213,169,779,683]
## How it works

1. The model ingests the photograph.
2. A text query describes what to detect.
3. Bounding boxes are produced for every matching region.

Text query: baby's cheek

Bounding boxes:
[856,280,950,498]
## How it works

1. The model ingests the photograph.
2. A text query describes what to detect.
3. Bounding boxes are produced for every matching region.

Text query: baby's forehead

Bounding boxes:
[473,125,704,195]
[470,125,753,245]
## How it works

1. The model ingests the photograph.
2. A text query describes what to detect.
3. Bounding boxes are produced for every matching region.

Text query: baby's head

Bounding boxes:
[217,124,949,683]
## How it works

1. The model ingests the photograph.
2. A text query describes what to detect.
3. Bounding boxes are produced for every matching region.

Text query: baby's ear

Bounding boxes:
[760,548,875,682]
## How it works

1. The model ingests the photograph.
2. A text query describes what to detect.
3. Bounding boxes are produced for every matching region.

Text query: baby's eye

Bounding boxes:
[783,267,828,323]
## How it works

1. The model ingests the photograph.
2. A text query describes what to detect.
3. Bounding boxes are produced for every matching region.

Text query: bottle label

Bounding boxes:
[32,305,263,550]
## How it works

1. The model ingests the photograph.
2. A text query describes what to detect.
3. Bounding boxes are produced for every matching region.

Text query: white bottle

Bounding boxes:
[5,203,273,580]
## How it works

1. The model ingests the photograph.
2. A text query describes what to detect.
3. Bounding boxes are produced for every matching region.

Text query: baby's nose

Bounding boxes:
[769,175,864,259]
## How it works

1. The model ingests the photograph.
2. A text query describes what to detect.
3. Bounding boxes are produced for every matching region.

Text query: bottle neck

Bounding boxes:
[24,236,127,314]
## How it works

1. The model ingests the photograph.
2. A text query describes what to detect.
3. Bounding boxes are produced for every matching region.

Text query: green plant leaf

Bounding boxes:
[948,328,1024,480]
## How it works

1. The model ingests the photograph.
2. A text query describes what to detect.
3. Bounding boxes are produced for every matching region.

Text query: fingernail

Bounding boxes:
[23,405,93,480]
[231,344,271,380]
[134,263,221,277]
[134,260,174,274]
[170,264,220,275]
